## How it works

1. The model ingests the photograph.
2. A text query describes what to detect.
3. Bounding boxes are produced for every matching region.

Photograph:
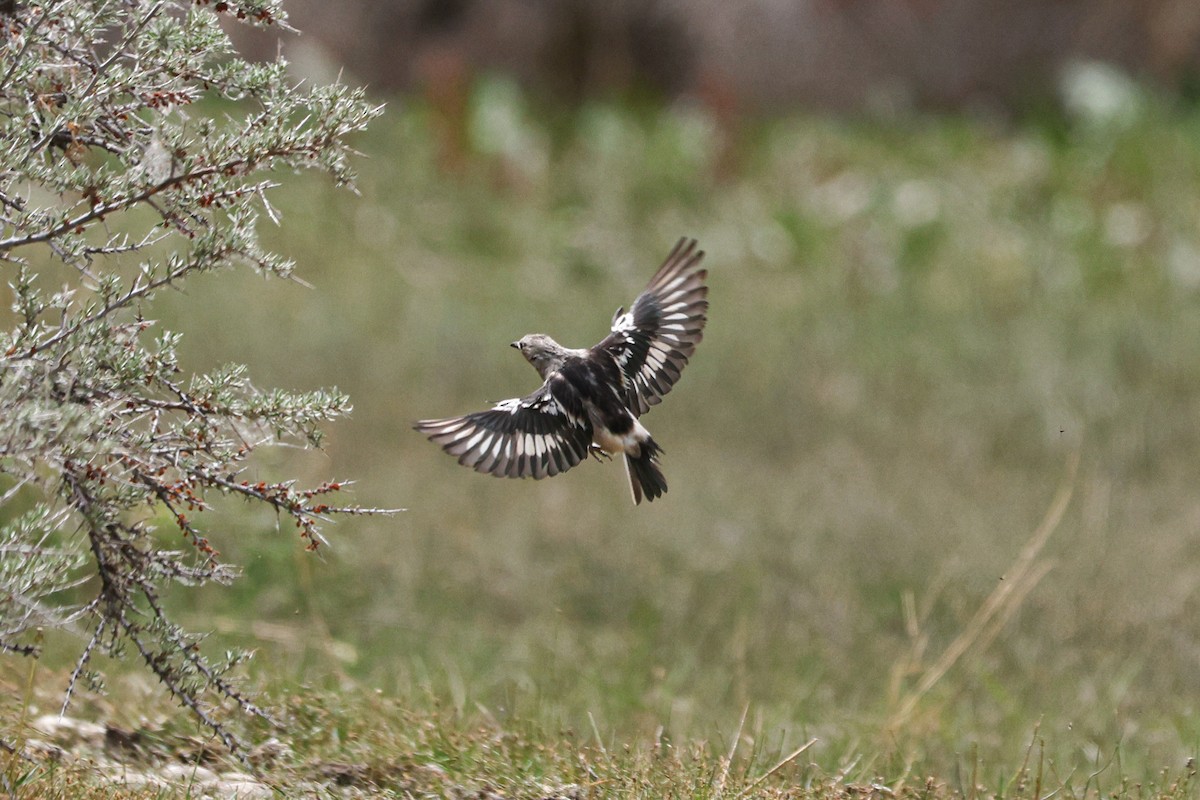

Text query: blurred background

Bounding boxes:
[231,0,1200,114]
[69,0,1200,778]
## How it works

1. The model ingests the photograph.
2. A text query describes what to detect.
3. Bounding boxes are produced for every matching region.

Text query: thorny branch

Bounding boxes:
[0,143,349,254]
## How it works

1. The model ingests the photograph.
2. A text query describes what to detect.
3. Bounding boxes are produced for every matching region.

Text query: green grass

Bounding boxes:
[4,667,1198,797]
[8,79,1200,794]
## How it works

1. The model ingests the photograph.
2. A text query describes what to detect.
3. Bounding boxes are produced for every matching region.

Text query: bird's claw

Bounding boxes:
[589,445,613,463]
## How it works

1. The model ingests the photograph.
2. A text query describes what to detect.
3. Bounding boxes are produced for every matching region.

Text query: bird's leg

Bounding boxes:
[589,444,613,463]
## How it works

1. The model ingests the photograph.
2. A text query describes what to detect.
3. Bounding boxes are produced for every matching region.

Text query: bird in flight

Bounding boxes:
[414,238,709,504]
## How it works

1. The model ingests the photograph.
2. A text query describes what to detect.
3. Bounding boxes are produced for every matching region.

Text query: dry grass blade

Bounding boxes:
[887,448,1080,731]
[714,702,750,798]
[734,737,818,800]
[587,711,609,760]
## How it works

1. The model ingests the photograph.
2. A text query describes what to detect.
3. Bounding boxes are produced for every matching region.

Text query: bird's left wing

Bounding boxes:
[597,237,709,416]
[414,372,595,479]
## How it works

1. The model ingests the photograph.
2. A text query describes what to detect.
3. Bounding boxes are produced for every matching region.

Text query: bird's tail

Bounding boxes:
[625,437,666,505]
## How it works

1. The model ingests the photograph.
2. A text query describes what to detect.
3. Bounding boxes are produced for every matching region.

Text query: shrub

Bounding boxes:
[0,0,385,755]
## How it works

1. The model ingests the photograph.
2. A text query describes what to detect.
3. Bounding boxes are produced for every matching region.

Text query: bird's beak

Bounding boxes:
[510,341,520,349]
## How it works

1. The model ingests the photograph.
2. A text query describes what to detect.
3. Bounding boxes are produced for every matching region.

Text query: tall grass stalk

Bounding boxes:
[888,449,1080,731]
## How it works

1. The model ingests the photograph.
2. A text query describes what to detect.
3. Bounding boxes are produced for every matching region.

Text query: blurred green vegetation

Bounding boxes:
[17,76,1200,779]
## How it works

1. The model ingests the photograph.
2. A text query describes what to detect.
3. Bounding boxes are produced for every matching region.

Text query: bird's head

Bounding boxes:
[511,333,565,378]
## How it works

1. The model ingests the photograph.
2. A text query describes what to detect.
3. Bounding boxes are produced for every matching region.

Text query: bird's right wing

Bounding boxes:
[597,237,708,416]
[414,373,595,479]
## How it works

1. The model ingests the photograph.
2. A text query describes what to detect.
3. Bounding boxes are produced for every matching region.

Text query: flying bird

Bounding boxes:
[414,237,709,504]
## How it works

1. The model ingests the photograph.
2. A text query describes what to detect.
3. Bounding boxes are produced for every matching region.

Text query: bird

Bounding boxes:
[414,237,708,504]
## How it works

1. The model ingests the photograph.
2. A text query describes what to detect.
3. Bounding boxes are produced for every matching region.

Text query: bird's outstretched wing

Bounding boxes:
[414,372,594,479]
[597,237,709,416]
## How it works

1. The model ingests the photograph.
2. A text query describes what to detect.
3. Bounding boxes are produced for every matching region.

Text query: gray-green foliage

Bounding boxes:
[0,0,383,754]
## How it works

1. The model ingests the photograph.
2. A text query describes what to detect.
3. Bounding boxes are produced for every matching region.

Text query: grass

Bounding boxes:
[4,671,1197,798]
[7,76,1200,794]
